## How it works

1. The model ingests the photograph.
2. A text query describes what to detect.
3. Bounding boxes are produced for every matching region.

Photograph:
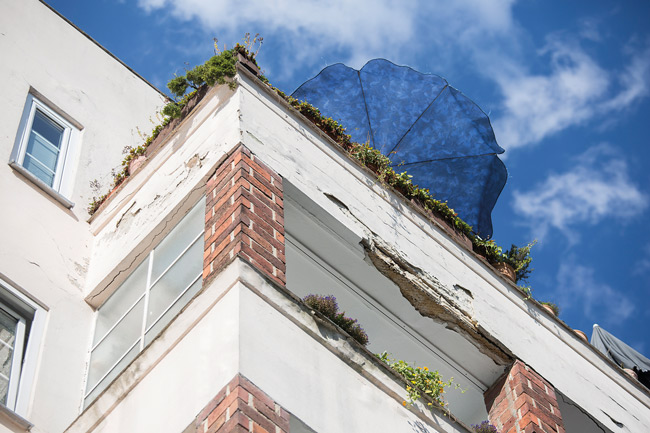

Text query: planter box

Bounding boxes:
[146,85,210,157]
[494,262,516,282]
[237,52,260,76]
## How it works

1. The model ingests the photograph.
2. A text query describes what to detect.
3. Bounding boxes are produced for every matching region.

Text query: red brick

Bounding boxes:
[499,415,516,433]
[252,423,269,433]
[255,401,290,432]
[215,411,249,433]
[241,244,275,275]
[239,402,276,433]
[197,385,229,423]
[205,411,226,433]
[248,235,285,270]
[203,146,285,287]
[486,361,565,433]
[239,376,276,412]
[241,205,284,237]
[242,225,284,256]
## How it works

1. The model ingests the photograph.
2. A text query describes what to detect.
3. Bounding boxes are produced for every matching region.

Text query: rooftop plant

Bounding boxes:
[89,38,540,303]
[87,38,260,215]
[540,301,560,316]
[303,294,369,346]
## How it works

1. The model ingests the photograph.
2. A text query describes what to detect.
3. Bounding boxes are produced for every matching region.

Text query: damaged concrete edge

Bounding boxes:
[84,142,250,309]
[84,148,232,308]
[322,191,512,365]
[361,235,513,366]
[87,82,237,228]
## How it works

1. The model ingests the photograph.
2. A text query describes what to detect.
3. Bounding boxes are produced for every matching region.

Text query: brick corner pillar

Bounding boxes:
[186,374,290,433]
[484,360,566,433]
[203,145,285,287]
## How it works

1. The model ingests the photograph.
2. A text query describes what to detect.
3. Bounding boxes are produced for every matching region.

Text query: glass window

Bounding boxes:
[23,110,65,187]
[0,306,25,407]
[11,94,78,198]
[0,281,44,415]
[85,197,206,406]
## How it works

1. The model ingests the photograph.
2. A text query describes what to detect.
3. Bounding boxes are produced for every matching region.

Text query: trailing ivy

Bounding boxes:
[263,79,537,286]
[88,43,258,215]
[377,352,456,408]
[88,38,538,298]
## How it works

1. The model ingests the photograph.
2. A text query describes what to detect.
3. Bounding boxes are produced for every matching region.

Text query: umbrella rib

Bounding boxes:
[388,84,449,157]
[357,70,376,147]
[391,152,498,166]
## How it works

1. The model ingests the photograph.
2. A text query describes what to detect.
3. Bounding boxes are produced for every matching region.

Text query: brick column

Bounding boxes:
[203,145,285,287]
[484,360,565,433]
[185,374,290,433]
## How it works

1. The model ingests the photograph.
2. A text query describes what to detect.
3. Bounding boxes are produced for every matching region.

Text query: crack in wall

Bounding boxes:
[87,178,205,305]
[323,192,512,366]
[362,236,511,366]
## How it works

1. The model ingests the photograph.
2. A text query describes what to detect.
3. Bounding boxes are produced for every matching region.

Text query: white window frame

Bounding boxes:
[0,278,46,417]
[84,197,206,406]
[0,303,26,410]
[10,93,81,207]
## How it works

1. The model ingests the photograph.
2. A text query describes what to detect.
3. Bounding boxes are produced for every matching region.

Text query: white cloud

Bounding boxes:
[512,144,648,241]
[555,256,635,325]
[493,37,650,151]
[135,0,517,71]
[632,244,650,276]
[135,0,650,150]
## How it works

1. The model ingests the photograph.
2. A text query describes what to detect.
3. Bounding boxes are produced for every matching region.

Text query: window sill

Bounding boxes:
[9,161,74,209]
[0,404,33,431]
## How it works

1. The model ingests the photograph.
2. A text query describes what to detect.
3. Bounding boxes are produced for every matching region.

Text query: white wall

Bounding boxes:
[67,259,470,433]
[234,70,650,432]
[41,60,650,432]
[0,1,164,431]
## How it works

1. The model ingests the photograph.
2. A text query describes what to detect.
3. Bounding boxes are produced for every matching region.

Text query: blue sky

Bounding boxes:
[47,0,650,355]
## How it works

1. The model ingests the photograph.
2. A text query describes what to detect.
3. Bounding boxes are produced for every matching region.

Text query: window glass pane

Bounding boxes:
[23,154,55,186]
[27,123,61,169]
[84,344,139,407]
[0,309,17,406]
[150,198,205,282]
[24,110,63,186]
[93,258,148,345]
[0,376,8,406]
[87,299,144,392]
[145,278,202,346]
[32,110,64,148]
[147,238,202,329]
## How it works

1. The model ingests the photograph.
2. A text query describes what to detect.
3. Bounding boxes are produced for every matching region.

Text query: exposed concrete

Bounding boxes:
[235,68,650,432]
[362,235,512,366]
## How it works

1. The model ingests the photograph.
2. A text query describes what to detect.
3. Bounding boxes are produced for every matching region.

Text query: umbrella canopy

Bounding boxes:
[292,59,507,238]
[591,324,650,372]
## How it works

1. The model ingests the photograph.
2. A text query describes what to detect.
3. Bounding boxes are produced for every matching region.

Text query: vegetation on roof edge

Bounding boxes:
[88,37,537,297]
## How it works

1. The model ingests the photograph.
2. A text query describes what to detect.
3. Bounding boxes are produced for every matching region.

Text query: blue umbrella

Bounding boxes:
[292,59,507,238]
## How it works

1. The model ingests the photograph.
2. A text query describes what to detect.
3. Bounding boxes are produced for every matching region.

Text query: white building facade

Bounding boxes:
[1,2,649,433]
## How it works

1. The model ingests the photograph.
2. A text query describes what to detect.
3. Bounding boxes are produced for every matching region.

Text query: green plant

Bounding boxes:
[303,294,369,346]
[540,301,560,316]
[163,49,238,118]
[472,237,503,264]
[502,240,537,283]
[88,39,262,215]
[377,352,455,408]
